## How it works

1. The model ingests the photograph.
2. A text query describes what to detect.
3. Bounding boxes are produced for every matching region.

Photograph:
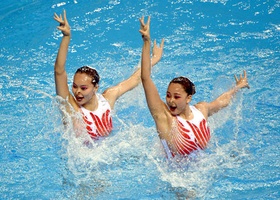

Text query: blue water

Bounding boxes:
[0,0,279,199]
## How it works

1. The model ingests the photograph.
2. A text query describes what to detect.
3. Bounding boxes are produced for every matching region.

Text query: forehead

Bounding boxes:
[167,83,185,93]
[73,73,92,84]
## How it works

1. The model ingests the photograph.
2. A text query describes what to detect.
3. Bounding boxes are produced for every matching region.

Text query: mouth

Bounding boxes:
[75,96,84,102]
[169,105,176,112]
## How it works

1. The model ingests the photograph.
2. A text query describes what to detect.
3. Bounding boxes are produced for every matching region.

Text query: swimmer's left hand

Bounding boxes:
[151,39,164,65]
[234,70,250,89]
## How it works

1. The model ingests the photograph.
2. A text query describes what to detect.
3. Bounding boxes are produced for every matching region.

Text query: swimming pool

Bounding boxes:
[0,0,279,199]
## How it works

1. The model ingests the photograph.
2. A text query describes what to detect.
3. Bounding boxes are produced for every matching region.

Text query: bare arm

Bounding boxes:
[54,10,71,99]
[139,16,167,121]
[198,70,250,117]
[103,26,164,109]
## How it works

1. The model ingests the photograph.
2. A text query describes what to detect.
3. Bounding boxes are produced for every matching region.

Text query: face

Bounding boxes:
[72,73,97,106]
[166,83,192,116]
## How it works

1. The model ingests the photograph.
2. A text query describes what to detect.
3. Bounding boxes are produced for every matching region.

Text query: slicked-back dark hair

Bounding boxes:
[75,66,100,86]
[169,76,196,95]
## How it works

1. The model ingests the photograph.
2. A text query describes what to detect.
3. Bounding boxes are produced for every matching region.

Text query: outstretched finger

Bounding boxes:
[54,18,63,24]
[54,14,63,23]
[63,10,68,23]
[234,74,238,83]
[139,16,145,27]
[153,39,157,47]
[243,70,250,89]
[243,70,247,78]
[160,38,164,48]
[54,13,61,21]
[239,72,244,79]
[147,16,151,26]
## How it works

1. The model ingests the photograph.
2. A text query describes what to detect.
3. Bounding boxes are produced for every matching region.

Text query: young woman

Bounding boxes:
[53,11,164,140]
[139,16,249,158]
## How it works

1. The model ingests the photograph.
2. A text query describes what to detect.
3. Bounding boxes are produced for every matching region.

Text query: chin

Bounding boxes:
[76,101,84,107]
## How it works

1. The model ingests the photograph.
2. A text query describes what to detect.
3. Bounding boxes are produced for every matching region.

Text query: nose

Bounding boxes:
[73,87,81,95]
[168,97,174,104]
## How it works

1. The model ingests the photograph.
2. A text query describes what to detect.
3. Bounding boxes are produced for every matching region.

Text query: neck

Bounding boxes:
[180,105,193,120]
[83,94,98,111]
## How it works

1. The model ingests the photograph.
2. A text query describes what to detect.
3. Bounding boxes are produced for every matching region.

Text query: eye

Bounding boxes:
[72,84,77,89]
[166,93,171,98]
[174,96,181,99]
[81,86,88,90]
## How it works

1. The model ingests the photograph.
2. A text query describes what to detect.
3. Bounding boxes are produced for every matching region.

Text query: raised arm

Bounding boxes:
[199,70,250,117]
[54,10,71,99]
[139,16,167,121]
[102,21,164,109]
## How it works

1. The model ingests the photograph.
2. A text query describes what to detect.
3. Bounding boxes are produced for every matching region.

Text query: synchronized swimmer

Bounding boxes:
[139,16,249,158]
[53,10,163,140]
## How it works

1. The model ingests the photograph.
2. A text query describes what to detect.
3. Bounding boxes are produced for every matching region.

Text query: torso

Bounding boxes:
[162,105,211,158]
[79,93,113,140]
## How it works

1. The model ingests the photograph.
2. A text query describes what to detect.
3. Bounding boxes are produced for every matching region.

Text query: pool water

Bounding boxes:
[0,0,279,199]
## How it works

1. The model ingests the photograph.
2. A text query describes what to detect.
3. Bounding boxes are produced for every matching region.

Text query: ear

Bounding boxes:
[186,95,192,103]
[93,84,99,92]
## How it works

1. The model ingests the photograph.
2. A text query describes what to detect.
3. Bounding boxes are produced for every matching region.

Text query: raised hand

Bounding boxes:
[54,10,70,36]
[139,16,150,41]
[151,39,164,65]
[234,70,250,89]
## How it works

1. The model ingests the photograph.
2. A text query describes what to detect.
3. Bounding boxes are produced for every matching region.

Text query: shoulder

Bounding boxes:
[102,87,118,109]
[194,102,209,119]
[194,101,208,110]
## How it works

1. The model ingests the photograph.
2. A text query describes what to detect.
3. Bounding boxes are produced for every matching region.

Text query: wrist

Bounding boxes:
[233,85,241,92]
[142,35,151,42]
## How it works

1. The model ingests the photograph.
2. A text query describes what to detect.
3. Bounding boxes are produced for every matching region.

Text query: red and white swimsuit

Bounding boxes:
[162,106,211,158]
[80,94,113,140]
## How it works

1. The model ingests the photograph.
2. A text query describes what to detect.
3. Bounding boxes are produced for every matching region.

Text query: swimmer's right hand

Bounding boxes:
[234,70,250,89]
[54,10,71,37]
[139,16,150,42]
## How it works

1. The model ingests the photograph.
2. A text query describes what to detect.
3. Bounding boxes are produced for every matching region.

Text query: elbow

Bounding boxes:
[54,68,66,76]
[140,68,151,83]
[141,74,150,83]
[141,76,153,89]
